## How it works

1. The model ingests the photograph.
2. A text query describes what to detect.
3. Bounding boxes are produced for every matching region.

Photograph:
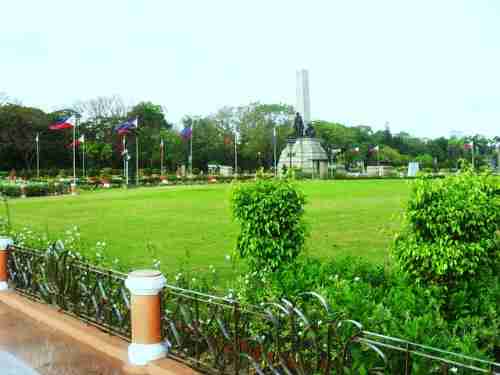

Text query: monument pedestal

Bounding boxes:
[277,137,328,178]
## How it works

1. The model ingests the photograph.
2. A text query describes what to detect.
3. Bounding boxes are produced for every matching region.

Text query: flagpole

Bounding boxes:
[82,136,85,178]
[136,132,139,185]
[471,142,475,170]
[122,135,126,179]
[377,146,380,177]
[190,121,193,177]
[73,117,77,185]
[234,129,238,177]
[273,125,277,177]
[36,133,40,178]
[160,139,164,175]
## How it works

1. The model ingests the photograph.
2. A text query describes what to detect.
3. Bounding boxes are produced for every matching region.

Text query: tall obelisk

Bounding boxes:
[296,69,311,126]
[277,69,328,177]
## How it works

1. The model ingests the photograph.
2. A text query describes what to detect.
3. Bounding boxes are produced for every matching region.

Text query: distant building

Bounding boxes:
[207,164,233,176]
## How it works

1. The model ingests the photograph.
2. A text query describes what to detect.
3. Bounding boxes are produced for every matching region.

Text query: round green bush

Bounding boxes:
[392,169,500,288]
[231,177,307,274]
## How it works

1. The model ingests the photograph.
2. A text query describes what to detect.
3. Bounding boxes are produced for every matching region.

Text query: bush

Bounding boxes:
[392,169,500,290]
[231,177,307,274]
[0,184,21,197]
[87,168,100,178]
[47,168,59,177]
[24,183,49,197]
[233,255,498,360]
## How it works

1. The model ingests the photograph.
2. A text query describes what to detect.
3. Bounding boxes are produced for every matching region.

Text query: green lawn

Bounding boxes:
[2,180,411,277]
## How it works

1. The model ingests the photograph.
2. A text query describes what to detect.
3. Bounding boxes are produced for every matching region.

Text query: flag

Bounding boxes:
[115,118,138,134]
[66,139,81,149]
[79,134,85,143]
[49,116,75,130]
[181,126,192,140]
[370,145,379,153]
[464,141,473,150]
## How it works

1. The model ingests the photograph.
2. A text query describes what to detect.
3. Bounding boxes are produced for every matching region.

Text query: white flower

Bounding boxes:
[354,277,360,282]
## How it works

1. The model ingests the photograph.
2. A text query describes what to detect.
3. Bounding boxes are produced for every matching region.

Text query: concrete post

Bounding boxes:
[0,238,13,291]
[125,270,167,366]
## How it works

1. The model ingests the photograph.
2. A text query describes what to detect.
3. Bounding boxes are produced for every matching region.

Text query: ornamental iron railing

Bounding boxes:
[161,286,500,375]
[7,244,131,340]
[4,244,499,374]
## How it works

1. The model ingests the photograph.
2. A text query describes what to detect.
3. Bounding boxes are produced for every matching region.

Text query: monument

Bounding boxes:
[277,69,329,178]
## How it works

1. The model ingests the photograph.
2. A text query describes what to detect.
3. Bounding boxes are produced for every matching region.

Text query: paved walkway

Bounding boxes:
[0,351,40,375]
[0,301,123,375]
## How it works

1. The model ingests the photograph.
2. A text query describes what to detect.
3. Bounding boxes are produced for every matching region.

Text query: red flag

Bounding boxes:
[66,139,81,149]
[50,116,75,130]
[464,141,473,150]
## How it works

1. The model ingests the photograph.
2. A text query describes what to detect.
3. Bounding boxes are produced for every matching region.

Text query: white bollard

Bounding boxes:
[0,238,13,291]
[125,270,167,366]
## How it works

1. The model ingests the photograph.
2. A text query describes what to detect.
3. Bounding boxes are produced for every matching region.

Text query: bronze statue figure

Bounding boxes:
[305,123,316,138]
[293,112,304,138]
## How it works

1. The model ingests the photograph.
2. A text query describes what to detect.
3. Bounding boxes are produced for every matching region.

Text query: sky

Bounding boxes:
[1,0,499,138]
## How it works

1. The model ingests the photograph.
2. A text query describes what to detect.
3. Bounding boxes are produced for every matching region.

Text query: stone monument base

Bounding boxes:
[277,137,329,178]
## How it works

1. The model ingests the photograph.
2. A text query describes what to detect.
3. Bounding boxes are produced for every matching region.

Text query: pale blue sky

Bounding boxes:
[1,0,499,138]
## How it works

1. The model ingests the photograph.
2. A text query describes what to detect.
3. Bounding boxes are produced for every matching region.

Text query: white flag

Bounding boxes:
[78,134,85,143]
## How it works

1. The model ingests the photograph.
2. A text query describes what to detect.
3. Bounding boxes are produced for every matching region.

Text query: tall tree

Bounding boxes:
[128,101,170,170]
[0,104,49,170]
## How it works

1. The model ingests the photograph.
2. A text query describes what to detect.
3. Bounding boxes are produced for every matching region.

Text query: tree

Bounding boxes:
[128,102,170,169]
[392,169,500,292]
[378,145,403,166]
[415,153,434,169]
[73,95,128,121]
[0,104,49,170]
[85,142,113,170]
[236,103,293,171]
[73,96,129,170]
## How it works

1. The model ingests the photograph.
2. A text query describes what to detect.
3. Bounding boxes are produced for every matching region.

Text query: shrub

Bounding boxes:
[25,183,49,197]
[87,168,100,178]
[233,255,498,360]
[0,184,21,197]
[231,177,307,274]
[392,169,500,290]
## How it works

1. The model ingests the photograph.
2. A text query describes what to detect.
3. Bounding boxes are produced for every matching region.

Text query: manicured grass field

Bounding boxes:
[2,180,411,277]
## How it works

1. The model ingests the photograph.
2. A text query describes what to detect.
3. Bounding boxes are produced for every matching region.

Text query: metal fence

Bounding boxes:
[161,286,500,375]
[6,244,500,374]
[7,245,131,340]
